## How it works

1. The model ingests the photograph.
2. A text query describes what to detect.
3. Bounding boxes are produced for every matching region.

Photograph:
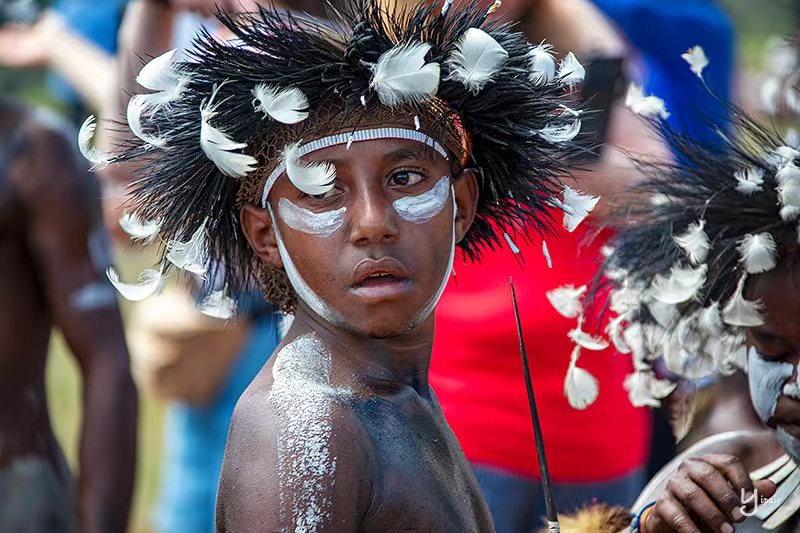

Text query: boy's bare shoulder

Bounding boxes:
[216,339,376,532]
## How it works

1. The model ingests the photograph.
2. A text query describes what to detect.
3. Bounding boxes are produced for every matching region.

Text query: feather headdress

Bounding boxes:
[579,49,800,413]
[97,0,586,313]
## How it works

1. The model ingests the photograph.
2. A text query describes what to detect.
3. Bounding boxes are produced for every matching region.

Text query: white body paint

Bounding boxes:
[393,176,450,224]
[278,198,346,238]
[268,206,346,326]
[269,333,346,531]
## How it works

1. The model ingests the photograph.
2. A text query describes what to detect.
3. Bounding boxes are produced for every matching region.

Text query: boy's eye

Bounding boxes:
[389,170,425,187]
[310,187,342,199]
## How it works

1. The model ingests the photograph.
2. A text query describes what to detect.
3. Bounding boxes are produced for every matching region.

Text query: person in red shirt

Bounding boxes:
[432,223,650,531]
[430,2,673,530]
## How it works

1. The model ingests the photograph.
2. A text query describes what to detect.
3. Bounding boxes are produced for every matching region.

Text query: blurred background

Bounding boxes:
[0,0,798,532]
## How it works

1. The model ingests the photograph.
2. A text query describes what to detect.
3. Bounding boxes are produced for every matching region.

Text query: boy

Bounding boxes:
[93,0,592,529]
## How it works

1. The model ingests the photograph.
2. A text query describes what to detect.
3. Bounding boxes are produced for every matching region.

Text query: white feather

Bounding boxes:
[646,299,679,328]
[779,179,800,210]
[251,84,309,124]
[734,166,764,194]
[674,219,709,264]
[623,322,648,369]
[369,42,441,106]
[77,115,110,169]
[564,346,599,410]
[441,0,453,15]
[648,263,707,305]
[200,86,258,178]
[166,222,208,276]
[769,146,800,168]
[106,267,162,302]
[119,212,161,242]
[503,232,520,254]
[624,83,670,119]
[536,119,581,143]
[787,128,800,150]
[781,206,800,222]
[127,94,168,148]
[546,284,586,318]
[552,186,600,232]
[777,162,800,186]
[284,141,337,196]
[198,290,237,320]
[542,240,552,268]
[698,302,723,335]
[624,370,676,408]
[722,273,765,327]
[568,316,609,351]
[136,49,180,92]
[446,28,508,93]
[528,43,556,85]
[737,232,777,274]
[610,285,643,315]
[606,314,630,354]
[557,52,585,86]
[681,45,709,79]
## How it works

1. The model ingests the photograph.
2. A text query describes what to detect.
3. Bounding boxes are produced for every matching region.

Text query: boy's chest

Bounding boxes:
[355,396,494,532]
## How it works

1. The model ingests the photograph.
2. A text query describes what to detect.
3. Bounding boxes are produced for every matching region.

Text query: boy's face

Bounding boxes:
[243,135,478,338]
[746,260,800,453]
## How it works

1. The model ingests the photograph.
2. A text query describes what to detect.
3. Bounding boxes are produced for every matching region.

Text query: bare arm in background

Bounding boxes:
[11,116,137,533]
[0,12,114,113]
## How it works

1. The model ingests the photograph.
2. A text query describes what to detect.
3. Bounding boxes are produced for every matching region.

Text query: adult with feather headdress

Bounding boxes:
[562,47,800,531]
[86,0,591,530]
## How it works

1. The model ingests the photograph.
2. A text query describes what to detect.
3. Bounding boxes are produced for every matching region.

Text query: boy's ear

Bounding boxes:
[240,203,283,269]
[452,168,479,244]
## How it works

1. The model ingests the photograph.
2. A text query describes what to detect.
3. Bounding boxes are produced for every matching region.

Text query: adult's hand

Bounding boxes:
[645,453,776,532]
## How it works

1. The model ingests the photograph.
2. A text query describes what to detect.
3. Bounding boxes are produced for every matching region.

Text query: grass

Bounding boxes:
[47,332,167,533]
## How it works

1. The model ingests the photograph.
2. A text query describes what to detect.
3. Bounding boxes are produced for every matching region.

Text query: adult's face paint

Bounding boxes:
[264,137,457,337]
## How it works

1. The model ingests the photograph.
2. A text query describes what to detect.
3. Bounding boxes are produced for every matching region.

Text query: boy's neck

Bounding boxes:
[287,305,434,397]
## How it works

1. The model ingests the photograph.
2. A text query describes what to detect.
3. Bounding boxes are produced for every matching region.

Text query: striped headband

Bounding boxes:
[261,127,448,206]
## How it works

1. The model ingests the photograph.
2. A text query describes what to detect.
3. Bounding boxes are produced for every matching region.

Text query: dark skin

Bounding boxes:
[0,100,137,532]
[216,135,494,532]
[644,260,800,533]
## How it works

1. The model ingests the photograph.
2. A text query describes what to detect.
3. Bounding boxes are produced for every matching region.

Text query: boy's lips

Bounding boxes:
[350,257,412,301]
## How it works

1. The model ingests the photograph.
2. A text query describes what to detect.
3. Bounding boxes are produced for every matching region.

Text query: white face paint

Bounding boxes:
[748,347,794,423]
[393,176,450,224]
[268,205,345,326]
[277,198,346,238]
[412,188,457,326]
[267,182,456,330]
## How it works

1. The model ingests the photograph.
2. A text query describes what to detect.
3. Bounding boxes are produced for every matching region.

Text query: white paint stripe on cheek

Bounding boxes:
[393,176,450,224]
[278,198,346,238]
[414,188,456,325]
[268,205,345,326]
[748,346,796,423]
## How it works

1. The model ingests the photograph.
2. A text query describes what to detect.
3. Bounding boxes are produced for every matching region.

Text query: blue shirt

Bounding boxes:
[152,314,281,533]
[593,0,735,142]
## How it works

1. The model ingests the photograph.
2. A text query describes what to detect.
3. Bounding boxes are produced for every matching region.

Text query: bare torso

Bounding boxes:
[0,104,62,469]
[217,331,494,532]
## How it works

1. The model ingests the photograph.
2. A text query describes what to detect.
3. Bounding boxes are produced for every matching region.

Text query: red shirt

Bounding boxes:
[431,225,650,482]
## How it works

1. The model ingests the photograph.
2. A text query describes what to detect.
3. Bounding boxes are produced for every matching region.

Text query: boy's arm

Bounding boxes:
[217,389,372,532]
